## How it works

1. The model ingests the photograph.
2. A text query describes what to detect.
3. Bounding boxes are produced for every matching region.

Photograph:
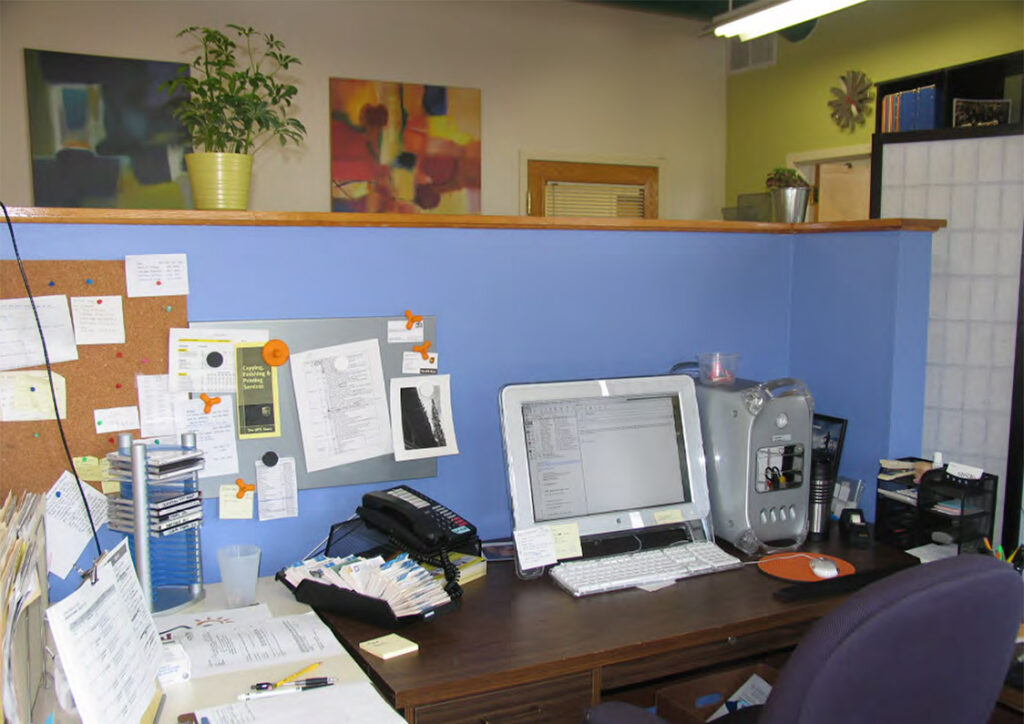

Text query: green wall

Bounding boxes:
[725,0,1024,204]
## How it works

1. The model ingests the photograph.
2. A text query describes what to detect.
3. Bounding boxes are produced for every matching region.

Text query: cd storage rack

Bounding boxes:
[108,432,206,612]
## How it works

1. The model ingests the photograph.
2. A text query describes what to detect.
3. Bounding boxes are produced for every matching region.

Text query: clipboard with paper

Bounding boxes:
[45,538,165,724]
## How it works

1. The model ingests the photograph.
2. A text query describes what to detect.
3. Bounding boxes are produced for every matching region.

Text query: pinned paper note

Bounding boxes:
[72,456,110,483]
[513,527,558,570]
[0,370,67,421]
[550,522,583,560]
[219,484,254,519]
[137,374,186,439]
[168,327,269,393]
[388,319,424,344]
[125,253,189,297]
[173,396,239,478]
[256,456,298,521]
[402,351,439,375]
[69,295,125,345]
[45,471,110,578]
[93,405,140,434]
[0,295,79,371]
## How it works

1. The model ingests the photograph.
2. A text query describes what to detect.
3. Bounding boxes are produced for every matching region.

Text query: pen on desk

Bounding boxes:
[239,682,334,701]
[251,677,336,691]
[1007,546,1020,564]
[983,537,993,553]
[274,661,322,688]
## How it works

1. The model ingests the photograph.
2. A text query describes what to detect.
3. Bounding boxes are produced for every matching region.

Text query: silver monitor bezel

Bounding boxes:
[499,375,712,539]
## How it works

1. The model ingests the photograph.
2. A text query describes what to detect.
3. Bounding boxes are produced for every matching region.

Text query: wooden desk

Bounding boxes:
[318,541,915,723]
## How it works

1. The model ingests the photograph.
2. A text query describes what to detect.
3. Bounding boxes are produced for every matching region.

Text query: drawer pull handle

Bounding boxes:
[480,705,543,723]
[726,636,738,646]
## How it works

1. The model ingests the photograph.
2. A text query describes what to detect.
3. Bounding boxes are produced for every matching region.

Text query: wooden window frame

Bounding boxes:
[526,160,659,218]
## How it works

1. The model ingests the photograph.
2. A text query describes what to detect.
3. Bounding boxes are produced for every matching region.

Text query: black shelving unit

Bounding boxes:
[869,50,1024,217]
[875,468,997,554]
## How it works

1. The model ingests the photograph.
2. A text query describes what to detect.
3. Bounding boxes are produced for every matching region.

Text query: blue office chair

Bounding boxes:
[585,553,1023,724]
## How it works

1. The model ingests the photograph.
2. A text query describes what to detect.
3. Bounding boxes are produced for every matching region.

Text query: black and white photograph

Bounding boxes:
[952,98,1011,128]
[390,375,459,461]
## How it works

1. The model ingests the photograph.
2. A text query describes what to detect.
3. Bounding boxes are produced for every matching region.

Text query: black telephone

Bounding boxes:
[356,485,478,556]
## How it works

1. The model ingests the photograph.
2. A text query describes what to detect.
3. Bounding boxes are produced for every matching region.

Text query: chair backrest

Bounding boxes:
[759,554,1023,724]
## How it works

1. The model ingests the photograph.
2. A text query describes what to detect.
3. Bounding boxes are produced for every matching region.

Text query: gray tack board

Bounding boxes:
[191,316,437,496]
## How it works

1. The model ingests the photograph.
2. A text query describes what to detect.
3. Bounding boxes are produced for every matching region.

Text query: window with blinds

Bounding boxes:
[526,160,658,218]
[544,181,646,218]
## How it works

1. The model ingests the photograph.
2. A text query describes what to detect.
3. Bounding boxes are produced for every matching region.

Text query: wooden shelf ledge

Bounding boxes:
[3,207,946,233]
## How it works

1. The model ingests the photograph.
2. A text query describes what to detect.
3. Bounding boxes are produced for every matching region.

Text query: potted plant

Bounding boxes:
[765,167,811,223]
[162,24,306,210]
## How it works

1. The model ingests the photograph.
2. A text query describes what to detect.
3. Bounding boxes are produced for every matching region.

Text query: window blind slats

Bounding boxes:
[544,181,646,218]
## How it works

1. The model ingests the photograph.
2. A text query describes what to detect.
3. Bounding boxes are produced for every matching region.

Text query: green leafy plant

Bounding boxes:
[765,167,809,189]
[161,24,306,154]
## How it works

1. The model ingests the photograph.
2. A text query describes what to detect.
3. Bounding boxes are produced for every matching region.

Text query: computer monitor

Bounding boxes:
[499,375,713,552]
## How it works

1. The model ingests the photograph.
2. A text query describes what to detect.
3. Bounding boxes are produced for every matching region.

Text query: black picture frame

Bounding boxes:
[811,414,847,480]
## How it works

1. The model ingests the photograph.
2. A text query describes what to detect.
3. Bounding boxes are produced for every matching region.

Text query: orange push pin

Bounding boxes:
[413,340,432,360]
[262,339,290,367]
[404,309,424,331]
[199,393,221,413]
[235,478,255,499]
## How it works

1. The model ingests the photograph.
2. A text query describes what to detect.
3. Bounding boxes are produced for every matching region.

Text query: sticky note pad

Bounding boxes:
[359,633,419,660]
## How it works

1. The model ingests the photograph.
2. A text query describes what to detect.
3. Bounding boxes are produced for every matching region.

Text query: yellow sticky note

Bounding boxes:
[72,456,104,482]
[654,509,685,525]
[359,633,418,660]
[0,370,67,421]
[219,484,254,519]
[550,522,583,560]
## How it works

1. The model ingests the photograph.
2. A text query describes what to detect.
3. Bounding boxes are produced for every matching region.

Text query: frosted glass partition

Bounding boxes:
[881,134,1023,542]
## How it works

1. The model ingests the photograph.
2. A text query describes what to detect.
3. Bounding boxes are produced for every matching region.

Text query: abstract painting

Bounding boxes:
[329,78,481,214]
[24,49,190,208]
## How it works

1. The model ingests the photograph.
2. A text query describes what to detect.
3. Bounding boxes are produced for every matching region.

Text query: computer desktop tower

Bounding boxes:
[695,378,813,555]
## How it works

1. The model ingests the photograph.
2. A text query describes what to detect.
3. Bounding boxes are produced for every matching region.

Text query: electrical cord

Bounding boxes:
[1,200,103,561]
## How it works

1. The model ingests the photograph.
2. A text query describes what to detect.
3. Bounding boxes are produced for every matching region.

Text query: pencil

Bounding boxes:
[274,661,322,688]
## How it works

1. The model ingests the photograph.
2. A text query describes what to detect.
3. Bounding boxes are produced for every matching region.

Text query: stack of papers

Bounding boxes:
[1,491,47,724]
[281,553,451,618]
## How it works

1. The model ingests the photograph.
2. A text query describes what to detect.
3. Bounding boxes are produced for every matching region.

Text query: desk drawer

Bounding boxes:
[602,622,812,690]
[412,672,594,724]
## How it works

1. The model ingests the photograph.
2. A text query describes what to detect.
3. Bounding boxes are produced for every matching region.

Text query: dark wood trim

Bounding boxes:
[2,207,945,234]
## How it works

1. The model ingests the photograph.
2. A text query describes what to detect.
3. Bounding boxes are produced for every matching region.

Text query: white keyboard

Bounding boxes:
[550,542,742,597]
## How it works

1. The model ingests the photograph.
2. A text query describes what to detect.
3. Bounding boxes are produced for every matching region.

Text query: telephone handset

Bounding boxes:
[356,485,478,556]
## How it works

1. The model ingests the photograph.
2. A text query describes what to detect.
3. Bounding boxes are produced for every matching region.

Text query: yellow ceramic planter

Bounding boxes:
[185,152,253,210]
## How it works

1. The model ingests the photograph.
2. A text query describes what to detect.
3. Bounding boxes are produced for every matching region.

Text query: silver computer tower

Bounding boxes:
[695,378,813,555]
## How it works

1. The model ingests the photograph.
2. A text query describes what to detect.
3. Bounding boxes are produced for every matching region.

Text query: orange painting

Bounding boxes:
[329,78,481,214]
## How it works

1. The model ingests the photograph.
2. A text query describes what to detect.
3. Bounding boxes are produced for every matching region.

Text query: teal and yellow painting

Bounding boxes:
[330,78,481,214]
[24,49,190,208]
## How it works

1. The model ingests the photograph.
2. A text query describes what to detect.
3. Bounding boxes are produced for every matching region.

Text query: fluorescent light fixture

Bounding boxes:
[713,0,869,42]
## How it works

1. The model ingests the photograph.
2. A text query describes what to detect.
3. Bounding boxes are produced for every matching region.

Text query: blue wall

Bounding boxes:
[2,221,930,601]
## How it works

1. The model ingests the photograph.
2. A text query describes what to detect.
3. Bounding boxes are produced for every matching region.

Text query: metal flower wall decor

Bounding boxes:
[828,70,874,132]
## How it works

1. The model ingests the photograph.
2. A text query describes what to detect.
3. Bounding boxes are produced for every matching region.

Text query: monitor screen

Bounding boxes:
[500,375,711,541]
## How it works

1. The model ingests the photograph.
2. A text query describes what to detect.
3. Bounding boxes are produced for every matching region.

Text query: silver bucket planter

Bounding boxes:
[770,187,810,223]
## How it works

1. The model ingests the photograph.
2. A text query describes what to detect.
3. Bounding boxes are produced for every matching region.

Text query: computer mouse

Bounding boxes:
[809,556,840,579]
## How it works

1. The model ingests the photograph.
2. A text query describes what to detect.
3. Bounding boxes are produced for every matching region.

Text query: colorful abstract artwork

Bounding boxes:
[24,49,190,208]
[329,78,481,214]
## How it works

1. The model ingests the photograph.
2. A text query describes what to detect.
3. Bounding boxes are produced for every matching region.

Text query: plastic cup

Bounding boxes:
[217,544,261,607]
[698,353,739,385]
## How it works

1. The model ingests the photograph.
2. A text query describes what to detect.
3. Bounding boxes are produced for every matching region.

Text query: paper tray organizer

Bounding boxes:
[275,572,459,629]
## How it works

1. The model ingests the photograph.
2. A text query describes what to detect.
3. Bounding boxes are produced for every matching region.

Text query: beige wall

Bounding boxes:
[0,0,727,218]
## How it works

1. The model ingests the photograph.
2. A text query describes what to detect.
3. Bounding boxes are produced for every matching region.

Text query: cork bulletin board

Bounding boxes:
[1,260,187,495]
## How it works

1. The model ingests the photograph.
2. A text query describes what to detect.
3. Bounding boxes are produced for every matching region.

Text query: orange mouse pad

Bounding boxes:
[757,552,856,582]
